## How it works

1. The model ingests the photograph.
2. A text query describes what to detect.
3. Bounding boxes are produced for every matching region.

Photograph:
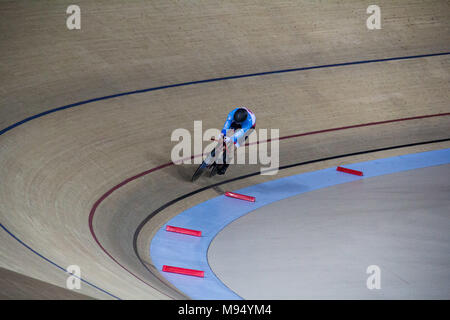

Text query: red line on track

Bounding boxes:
[258,113,450,144]
[88,112,449,295]
[88,162,175,296]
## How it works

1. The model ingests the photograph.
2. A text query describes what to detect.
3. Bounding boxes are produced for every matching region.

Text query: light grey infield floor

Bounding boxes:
[208,164,450,299]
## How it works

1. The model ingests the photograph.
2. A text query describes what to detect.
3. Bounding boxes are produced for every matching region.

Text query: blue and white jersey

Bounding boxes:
[221,107,256,147]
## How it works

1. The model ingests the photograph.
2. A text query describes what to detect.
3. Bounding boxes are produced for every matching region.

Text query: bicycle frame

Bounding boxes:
[204,138,234,167]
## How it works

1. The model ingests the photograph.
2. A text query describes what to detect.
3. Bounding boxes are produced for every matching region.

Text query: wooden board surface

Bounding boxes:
[0,0,449,299]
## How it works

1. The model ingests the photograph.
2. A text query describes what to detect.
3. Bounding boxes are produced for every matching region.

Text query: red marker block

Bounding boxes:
[337,166,363,176]
[225,191,255,202]
[162,265,204,278]
[166,225,202,237]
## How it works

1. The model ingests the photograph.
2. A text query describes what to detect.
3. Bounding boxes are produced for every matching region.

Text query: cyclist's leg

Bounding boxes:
[218,129,254,175]
[218,145,229,174]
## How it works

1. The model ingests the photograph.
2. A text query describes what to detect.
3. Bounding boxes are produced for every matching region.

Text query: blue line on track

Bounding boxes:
[1,52,449,138]
[0,223,121,300]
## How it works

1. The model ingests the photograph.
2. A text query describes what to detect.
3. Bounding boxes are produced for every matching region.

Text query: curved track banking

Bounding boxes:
[1,1,449,299]
[3,103,450,299]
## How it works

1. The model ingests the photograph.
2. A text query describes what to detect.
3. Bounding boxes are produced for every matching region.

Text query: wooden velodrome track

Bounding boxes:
[1,1,449,299]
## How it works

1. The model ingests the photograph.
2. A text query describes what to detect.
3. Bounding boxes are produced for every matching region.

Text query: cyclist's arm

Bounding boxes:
[221,111,235,136]
[232,119,254,147]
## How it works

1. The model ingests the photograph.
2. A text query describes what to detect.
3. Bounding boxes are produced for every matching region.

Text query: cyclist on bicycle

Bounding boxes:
[218,107,256,175]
